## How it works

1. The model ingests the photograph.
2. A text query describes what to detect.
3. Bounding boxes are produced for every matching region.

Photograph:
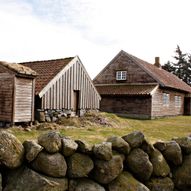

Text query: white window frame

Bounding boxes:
[116,71,127,81]
[175,96,181,107]
[163,93,170,106]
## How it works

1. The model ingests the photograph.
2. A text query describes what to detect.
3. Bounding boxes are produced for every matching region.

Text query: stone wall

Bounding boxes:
[36,109,92,122]
[0,130,191,191]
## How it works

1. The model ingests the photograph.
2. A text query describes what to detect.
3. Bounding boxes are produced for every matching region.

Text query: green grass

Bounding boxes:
[9,113,191,144]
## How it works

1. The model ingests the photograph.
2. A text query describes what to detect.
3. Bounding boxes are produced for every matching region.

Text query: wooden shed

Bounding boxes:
[0,61,36,124]
[20,56,101,118]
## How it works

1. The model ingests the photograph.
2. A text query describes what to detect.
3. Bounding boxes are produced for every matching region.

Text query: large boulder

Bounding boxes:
[0,130,24,168]
[75,140,93,154]
[173,154,191,190]
[112,150,125,162]
[31,151,67,177]
[173,137,191,154]
[75,140,92,154]
[122,131,145,148]
[141,139,155,156]
[107,136,130,155]
[23,140,43,162]
[4,166,68,191]
[62,137,78,157]
[92,155,123,184]
[67,153,94,178]
[146,177,174,191]
[108,171,150,191]
[93,142,112,161]
[38,131,62,153]
[125,148,153,181]
[69,179,105,191]
[154,141,182,166]
[150,149,170,177]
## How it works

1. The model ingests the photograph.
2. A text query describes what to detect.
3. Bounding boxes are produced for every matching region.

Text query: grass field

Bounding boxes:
[9,112,191,144]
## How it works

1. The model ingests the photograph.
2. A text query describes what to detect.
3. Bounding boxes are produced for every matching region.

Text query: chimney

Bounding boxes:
[154,57,161,68]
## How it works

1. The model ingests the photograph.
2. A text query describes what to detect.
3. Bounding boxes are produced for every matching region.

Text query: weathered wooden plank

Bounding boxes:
[62,74,65,109]
[5,76,14,122]
[14,77,33,122]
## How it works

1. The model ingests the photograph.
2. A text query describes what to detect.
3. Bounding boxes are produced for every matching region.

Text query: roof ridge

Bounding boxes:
[19,57,74,64]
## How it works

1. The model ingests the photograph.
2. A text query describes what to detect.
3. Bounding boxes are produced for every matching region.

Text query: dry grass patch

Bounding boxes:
[8,112,191,144]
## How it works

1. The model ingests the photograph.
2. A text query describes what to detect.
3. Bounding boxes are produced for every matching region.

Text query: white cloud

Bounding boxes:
[0,0,191,78]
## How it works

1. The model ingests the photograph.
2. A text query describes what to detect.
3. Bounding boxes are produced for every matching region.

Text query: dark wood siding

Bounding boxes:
[184,97,191,115]
[151,88,185,117]
[41,59,100,111]
[94,54,156,84]
[0,65,14,74]
[0,74,14,122]
[100,95,152,119]
[14,77,34,122]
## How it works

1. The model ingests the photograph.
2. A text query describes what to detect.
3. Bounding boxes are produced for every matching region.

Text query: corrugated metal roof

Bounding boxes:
[96,84,157,95]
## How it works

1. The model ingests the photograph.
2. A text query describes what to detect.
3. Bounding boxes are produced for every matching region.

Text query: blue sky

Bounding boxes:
[0,0,191,78]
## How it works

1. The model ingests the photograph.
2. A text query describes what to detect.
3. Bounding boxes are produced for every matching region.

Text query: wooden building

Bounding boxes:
[94,50,191,119]
[0,62,36,124]
[21,56,101,117]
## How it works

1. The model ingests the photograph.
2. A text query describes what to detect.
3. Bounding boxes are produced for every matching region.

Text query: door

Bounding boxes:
[73,90,79,114]
[184,97,191,115]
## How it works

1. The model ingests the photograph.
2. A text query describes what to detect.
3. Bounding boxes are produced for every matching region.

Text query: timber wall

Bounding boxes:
[94,53,156,85]
[41,60,100,111]
[152,88,185,118]
[100,95,152,119]
[14,77,35,122]
[0,74,14,122]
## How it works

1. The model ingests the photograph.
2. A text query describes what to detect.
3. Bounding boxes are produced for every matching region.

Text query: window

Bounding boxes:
[175,96,181,107]
[163,93,169,106]
[116,71,127,80]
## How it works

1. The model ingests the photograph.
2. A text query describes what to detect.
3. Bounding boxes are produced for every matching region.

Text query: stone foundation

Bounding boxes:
[35,109,93,123]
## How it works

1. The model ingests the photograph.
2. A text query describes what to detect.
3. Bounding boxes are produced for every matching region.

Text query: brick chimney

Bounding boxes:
[154,57,161,68]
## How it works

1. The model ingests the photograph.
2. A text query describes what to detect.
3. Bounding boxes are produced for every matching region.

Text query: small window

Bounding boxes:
[116,71,127,80]
[175,96,181,107]
[163,93,169,106]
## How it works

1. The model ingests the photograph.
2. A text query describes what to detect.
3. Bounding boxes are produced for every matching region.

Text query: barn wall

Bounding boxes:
[94,53,156,85]
[0,74,14,122]
[100,95,152,119]
[14,77,35,122]
[151,88,185,118]
[41,60,100,112]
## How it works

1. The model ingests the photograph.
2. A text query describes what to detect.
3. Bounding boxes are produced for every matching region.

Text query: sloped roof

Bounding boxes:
[121,50,191,93]
[0,61,37,76]
[96,84,157,95]
[20,57,74,94]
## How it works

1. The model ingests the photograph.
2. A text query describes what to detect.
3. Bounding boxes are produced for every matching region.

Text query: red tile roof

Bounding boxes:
[20,57,74,94]
[96,85,157,95]
[122,51,191,93]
